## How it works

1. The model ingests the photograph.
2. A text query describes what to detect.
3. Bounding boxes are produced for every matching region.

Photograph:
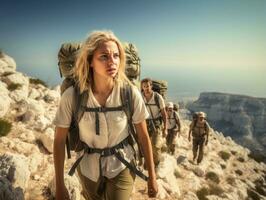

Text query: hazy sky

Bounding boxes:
[1,0,265,98]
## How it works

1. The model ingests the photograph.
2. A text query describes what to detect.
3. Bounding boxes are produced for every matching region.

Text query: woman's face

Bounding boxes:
[90,40,120,79]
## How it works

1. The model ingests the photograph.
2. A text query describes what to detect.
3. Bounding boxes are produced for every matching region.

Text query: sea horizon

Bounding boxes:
[15,63,266,103]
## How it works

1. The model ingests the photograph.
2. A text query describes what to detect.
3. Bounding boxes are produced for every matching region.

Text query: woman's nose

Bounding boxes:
[108,55,116,64]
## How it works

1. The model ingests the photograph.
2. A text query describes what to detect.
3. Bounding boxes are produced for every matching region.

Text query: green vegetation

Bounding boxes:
[7,83,22,91]
[205,171,220,184]
[254,177,266,196]
[1,72,14,76]
[29,78,47,87]
[248,152,266,163]
[253,168,259,173]
[208,184,224,197]
[174,169,182,178]
[161,145,168,153]
[218,151,231,161]
[196,187,209,200]
[230,150,237,155]
[0,119,12,137]
[220,164,226,169]
[196,184,224,200]
[235,169,243,176]
[237,157,245,162]
[247,188,262,200]
[226,176,236,185]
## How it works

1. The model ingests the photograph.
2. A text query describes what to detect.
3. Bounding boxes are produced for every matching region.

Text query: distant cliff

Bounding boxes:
[188,92,266,162]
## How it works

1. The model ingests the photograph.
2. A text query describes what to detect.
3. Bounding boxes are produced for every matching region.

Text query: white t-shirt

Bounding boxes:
[143,92,165,120]
[167,111,180,129]
[53,82,149,182]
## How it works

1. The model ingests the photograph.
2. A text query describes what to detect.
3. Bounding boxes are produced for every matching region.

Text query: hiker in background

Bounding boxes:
[188,112,210,165]
[166,102,181,155]
[141,78,167,168]
[53,31,158,200]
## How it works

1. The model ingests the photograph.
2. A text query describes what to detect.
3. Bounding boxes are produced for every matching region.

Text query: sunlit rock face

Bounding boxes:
[188,92,266,161]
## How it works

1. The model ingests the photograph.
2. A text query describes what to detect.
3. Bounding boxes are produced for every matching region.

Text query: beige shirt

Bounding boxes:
[189,121,210,137]
[143,92,165,119]
[53,82,149,181]
[167,111,180,130]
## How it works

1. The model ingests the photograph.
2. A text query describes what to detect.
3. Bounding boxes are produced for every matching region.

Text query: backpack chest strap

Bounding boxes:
[82,105,125,135]
[68,135,148,182]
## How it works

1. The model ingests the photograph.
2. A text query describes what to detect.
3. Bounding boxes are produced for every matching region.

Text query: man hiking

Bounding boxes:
[166,102,181,155]
[188,112,210,165]
[141,78,167,167]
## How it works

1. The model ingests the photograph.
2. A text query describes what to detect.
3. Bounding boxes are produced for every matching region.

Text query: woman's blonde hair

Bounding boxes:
[74,30,128,93]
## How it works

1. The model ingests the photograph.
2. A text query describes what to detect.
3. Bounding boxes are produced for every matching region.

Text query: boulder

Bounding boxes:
[39,128,54,153]
[0,93,11,118]
[0,177,24,200]
[0,153,30,191]
[0,52,16,74]
[43,89,60,103]
[49,173,82,200]
[34,115,50,131]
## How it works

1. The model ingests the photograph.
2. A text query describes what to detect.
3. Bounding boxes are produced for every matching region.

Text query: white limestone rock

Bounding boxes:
[156,154,181,197]
[22,99,45,122]
[34,115,51,131]
[49,173,82,200]
[0,153,30,191]
[0,93,11,118]
[0,52,16,74]
[43,89,60,103]
[183,191,199,200]
[39,127,54,153]
[2,72,29,86]
[28,87,42,100]
[0,177,24,200]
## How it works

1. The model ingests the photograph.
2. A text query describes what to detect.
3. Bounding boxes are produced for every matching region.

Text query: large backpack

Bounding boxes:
[57,42,147,183]
[191,112,208,137]
[152,79,168,99]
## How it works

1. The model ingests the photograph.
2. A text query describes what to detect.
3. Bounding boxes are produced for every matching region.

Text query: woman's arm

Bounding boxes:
[53,127,70,200]
[134,121,158,198]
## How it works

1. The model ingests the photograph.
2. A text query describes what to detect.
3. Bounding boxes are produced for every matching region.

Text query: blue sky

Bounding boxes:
[0,0,265,98]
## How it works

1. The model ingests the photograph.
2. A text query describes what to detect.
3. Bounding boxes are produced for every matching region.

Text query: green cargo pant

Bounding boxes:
[77,165,135,200]
[166,128,177,155]
[192,136,206,164]
[150,127,163,167]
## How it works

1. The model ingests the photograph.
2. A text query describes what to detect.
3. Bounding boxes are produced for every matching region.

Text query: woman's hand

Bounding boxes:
[147,176,158,198]
[56,183,70,200]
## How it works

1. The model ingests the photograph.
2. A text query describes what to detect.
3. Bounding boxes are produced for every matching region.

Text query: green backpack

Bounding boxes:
[57,42,147,183]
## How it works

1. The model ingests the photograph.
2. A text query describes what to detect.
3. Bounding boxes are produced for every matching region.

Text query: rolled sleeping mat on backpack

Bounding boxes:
[58,42,82,78]
[124,43,141,82]
[152,80,168,99]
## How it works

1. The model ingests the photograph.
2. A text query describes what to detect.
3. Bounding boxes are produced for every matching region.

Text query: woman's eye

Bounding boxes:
[100,55,108,60]
[113,53,120,58]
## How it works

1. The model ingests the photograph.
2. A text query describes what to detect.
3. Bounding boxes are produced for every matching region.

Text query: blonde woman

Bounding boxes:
[53,31,158,200]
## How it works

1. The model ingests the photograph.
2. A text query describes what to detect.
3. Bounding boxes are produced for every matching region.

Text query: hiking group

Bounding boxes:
[53,30,210,200]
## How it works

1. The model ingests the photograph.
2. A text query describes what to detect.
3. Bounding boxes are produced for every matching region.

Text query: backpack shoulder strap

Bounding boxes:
[73,85,88,123]
[120,82,134,125]
[154,92,160,109]
[121,82,141,141]
[204,121,209,132]
[66,85,88,158]
[173,111,178,123]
